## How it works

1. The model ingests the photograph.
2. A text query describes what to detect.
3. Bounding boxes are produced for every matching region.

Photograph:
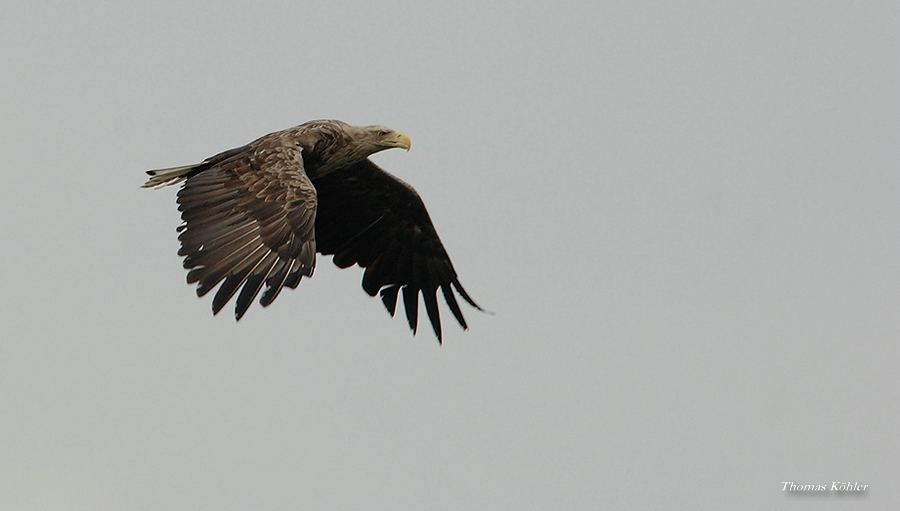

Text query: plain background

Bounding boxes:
[1,1,896,509]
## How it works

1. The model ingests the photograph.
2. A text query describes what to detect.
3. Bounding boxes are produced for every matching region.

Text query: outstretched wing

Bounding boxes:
[174,141,318,319]
[312,159,481,342]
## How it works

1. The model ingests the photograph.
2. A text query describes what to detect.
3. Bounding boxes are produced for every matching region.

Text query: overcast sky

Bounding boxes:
[1,1,897,510]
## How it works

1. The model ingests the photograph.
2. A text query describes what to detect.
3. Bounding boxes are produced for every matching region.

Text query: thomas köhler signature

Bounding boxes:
[782,482,868,493]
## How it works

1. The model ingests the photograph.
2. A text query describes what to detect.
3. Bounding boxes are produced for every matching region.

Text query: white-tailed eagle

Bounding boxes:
[144,120,482,342]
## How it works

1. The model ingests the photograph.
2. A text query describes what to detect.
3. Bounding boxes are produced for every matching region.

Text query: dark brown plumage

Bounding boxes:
[144,119,482,342]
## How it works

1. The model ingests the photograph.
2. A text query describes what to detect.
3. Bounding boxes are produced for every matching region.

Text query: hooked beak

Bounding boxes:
[386,132,411,151]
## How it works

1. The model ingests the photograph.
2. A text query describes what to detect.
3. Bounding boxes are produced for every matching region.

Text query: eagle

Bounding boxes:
[144,119,482,342]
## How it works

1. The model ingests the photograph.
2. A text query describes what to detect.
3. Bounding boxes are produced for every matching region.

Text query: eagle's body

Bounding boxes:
[144,120,480,342]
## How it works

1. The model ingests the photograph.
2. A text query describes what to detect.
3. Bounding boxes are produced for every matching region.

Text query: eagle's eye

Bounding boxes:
[378,130,389,137]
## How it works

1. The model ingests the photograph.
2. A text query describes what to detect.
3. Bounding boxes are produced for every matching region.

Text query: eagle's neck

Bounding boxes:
[309,139,378,177]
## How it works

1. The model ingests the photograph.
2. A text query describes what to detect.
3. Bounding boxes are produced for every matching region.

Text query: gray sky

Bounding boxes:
[1,1,897,509]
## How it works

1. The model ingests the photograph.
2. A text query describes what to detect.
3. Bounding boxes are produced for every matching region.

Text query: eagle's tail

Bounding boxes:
[142,164,198,189]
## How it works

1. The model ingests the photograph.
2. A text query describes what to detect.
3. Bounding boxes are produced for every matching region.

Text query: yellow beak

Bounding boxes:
[390,132,411,151]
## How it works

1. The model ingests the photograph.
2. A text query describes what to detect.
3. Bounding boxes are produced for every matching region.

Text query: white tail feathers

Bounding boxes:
[142,164,198,188]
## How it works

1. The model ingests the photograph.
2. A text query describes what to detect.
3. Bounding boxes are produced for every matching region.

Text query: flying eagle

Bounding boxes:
[144,120,482,342]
